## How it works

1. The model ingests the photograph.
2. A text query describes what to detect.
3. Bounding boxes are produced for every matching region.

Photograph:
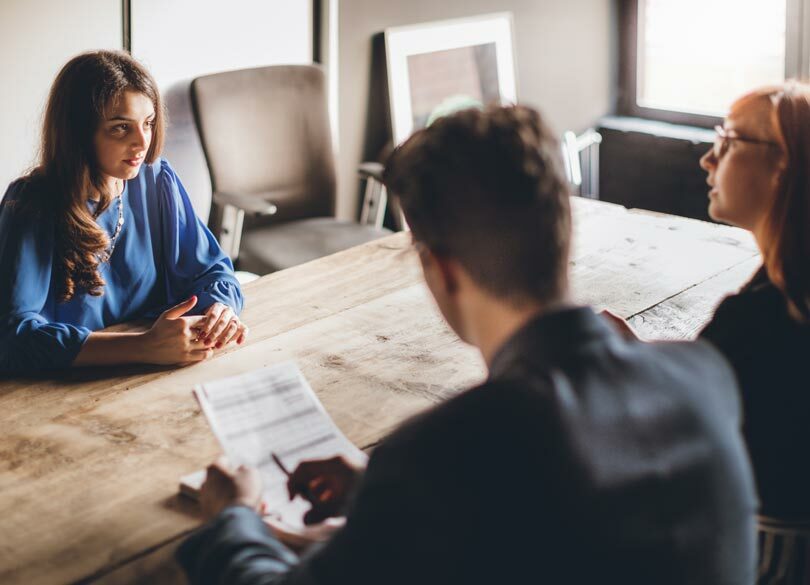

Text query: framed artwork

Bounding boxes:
[385,12,518,145]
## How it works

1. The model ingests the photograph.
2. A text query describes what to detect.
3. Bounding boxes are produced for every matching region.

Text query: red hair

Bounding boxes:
[755,82,810,321]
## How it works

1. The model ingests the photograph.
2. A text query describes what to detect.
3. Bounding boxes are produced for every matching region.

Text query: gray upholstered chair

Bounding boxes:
[190,65,391,275]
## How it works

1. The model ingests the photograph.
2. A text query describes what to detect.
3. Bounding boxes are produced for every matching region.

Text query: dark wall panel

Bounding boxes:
[598,124,715,222]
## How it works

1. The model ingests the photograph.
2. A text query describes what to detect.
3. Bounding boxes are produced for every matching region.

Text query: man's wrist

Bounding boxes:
[236,496,262,511]
[205,499,261,521]
[221,502,262,518]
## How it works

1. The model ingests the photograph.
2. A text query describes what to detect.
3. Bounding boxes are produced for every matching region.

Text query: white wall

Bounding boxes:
[0,0,123,195]
[131,0,312,221]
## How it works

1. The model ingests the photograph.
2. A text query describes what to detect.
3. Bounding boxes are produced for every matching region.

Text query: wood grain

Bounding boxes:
[0,199,759,584]
[628,256,761,340]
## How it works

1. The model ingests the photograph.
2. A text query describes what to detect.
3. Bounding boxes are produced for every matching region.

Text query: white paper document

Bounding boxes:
[190,361,367,529]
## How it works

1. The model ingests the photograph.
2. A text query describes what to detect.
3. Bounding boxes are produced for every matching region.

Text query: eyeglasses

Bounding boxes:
[712,125,780,159]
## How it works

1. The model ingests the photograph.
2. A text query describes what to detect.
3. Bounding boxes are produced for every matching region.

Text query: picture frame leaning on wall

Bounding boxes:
[384,12,518,146]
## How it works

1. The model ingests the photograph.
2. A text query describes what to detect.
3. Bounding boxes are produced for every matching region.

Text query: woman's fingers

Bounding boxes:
[221,319,241,347]
[237,324,249,345]
[175,302,246,353]
[209,311,234,345]
[181,316,208,342]
[201,303,225,338]
[190,336,213,349]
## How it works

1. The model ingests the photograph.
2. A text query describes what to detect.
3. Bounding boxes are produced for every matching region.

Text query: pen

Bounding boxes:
[271,452,291,477]
[272,452,322,503]
[272,452,312,502]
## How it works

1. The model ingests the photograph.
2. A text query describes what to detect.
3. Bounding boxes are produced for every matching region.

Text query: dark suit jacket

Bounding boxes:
[701,266,810,519]
[179,306,757,585]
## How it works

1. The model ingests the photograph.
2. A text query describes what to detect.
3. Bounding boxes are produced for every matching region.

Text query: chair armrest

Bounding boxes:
[213,191,278,217]
[358,162,389,228]
[357,162,384,183]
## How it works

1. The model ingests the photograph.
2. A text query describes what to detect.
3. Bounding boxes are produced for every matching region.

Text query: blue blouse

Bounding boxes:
[0,158,243,373]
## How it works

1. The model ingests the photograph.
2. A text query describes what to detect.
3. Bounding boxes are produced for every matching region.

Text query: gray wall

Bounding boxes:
[335,0,616,220]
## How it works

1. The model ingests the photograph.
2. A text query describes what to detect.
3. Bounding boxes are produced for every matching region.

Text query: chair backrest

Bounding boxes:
[757,515,810,584]
[562,129,602,199]
[190,65,336,224]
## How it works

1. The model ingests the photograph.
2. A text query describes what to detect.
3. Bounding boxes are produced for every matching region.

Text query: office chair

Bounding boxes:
[191,64,391,275]
[562,128,602,199]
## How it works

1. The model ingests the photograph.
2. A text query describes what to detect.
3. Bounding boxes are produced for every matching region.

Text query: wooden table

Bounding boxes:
[0,198,760,584]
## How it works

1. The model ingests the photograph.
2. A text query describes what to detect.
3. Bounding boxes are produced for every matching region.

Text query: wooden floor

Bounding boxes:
[0,198,760,584]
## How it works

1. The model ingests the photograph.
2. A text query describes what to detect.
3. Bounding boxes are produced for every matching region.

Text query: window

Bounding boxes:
[620,0,809,126]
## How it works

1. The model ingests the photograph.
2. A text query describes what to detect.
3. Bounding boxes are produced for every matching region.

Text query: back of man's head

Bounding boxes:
[384,105,571,307]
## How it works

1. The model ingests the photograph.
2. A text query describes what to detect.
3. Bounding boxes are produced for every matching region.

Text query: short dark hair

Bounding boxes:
[383,105,571,306]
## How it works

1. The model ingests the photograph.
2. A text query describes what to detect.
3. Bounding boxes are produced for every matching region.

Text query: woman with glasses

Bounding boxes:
[698,83,810,584]
[0,51,248,373]
[607,81,810,584]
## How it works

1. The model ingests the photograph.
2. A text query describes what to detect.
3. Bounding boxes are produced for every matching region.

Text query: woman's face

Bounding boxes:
[93,90,155,188]
[699,95,785,235]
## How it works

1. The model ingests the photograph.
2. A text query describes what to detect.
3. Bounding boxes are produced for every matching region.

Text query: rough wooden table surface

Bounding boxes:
[0,198,759,584]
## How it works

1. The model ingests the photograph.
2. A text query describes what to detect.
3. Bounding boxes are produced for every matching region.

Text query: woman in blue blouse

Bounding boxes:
[0,50,247,373]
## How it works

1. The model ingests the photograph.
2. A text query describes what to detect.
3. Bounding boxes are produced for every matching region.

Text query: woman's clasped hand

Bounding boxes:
[139,296,249,365]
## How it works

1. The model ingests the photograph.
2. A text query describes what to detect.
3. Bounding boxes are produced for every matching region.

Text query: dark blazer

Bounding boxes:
[179,306,757,585]
[701,267,810,520]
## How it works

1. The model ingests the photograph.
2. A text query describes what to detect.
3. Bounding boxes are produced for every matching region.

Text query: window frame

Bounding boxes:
[618,0,810,128]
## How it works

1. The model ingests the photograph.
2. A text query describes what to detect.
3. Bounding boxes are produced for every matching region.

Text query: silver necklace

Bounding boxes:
[98,187,125,264]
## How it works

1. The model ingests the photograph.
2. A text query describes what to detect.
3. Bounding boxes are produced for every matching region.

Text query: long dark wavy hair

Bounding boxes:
[21,50,165,302]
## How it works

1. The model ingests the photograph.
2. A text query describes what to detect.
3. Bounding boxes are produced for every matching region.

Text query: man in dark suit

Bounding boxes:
[178,105,757,585]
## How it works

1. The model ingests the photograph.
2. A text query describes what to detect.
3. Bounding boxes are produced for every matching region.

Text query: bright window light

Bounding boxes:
[638,0,786,116]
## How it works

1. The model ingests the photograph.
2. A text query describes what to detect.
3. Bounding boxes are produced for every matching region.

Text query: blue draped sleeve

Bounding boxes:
[155,160,244,315]
[0,181,91,372]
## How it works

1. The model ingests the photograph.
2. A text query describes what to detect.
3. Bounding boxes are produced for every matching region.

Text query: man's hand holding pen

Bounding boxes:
[285,456,365,525]
[199,453,365,530]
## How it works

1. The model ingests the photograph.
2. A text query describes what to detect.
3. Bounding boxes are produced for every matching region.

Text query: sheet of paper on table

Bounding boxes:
[182,361,367,530]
